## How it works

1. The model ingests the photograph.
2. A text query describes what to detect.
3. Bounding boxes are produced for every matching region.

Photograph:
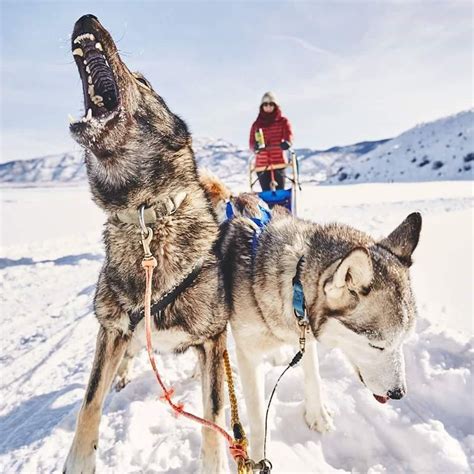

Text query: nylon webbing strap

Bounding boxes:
[128,261,203,332]
[292,256,307,321]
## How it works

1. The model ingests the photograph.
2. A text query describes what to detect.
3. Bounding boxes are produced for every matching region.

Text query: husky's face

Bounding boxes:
[69,14,188,159]
[315,213,422,404]
[69,15,191,209]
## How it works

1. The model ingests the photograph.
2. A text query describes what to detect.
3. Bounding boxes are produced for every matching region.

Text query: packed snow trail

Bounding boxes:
[0,181,472,473]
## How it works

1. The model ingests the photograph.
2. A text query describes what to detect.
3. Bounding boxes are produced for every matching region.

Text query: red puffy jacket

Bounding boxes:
[249,105,293,167]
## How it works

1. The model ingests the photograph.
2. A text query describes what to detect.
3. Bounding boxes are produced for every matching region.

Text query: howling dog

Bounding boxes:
[64,15,229,473]
[202,180,422,461]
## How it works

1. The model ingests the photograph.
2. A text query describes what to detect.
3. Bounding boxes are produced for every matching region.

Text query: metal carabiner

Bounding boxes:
[298,319,308,354]
[138,205,149,235]
[141,226,154,258]
[138,205,154,258]
[254,458,272,474]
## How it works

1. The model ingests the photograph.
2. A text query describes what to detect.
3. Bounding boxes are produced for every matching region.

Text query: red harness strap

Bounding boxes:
[141,256,250,471]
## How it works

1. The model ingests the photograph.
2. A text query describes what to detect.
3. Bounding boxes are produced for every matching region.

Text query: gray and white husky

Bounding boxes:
[213,190,422,461]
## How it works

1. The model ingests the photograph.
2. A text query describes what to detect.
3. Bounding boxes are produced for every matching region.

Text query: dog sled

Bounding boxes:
[248,147,301,216]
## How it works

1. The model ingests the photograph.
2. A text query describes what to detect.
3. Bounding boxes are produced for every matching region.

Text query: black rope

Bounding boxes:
[262,350,304,464]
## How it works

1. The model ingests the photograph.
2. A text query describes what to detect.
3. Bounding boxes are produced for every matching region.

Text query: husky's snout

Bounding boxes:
[358,367,406,403]
[70,14,120,125]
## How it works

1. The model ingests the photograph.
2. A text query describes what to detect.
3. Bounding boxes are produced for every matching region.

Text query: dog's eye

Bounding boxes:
[135,76,150,88]
[369,343,385,351]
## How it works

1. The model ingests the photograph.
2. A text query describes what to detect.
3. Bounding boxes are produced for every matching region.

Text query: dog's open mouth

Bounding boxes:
[373,394,389,404]
[359,371,390,404]
[70,15,120,127]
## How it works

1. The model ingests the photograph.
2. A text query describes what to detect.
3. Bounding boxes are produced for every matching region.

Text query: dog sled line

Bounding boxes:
[248,147,301,216]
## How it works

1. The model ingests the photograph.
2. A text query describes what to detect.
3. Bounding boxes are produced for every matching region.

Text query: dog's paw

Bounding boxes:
[115,375,130,391]
[63,440,97,474]
[304,405,335,433]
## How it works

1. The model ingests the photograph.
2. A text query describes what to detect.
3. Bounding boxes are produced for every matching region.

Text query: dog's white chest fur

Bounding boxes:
[131,322,194,353]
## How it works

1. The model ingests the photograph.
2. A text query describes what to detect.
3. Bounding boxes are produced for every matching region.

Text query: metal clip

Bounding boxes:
[138,205,149,235]
[298,319,308,354]
[138,205,154,258]
[252,458,272,474]
[141,227,153,258]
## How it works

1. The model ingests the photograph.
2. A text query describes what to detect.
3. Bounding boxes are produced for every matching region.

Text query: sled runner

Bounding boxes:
[248,148,301,216]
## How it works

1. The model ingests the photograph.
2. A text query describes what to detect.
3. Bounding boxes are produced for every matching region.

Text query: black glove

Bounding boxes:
[280,141,291,150]
[254,143,265,152]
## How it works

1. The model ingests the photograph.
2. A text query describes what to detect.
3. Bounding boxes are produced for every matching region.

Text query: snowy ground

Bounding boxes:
[0,180,473,473]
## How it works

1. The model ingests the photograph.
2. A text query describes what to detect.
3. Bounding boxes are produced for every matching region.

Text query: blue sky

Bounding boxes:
[1,1,472,162]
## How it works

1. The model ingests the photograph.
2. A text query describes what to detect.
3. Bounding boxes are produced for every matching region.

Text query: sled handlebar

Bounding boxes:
[254,144,293,152]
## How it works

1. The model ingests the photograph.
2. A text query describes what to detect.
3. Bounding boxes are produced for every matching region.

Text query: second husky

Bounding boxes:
[212,187,422,461]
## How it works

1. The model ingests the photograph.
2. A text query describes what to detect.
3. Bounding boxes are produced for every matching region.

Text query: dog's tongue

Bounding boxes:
[373,394,389,404]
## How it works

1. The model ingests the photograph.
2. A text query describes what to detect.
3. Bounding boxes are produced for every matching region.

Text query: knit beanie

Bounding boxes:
[261,91,279,106]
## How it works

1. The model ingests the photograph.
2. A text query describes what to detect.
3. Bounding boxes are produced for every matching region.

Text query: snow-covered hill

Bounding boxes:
[1,110,472,186]
[327,110,474,184]
[0,151,86,184]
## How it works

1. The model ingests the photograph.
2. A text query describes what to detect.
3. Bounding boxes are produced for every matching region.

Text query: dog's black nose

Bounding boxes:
[79,14,98,22]
[74,14,99,32]
[387,388,406,400]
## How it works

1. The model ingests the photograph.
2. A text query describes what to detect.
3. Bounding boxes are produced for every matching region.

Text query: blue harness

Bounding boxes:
[225,199,308,324]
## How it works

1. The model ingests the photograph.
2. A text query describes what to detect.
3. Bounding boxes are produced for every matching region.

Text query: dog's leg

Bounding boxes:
[114,347,135,391]
[197,333,227,473]
[64,327,129,474]
[115,334,140,391]
[302,340,334,433]
[235,343,265,462]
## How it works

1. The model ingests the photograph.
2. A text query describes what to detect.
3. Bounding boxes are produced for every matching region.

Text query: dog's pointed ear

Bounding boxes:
[379,212,422,266]
[324,248,373,300]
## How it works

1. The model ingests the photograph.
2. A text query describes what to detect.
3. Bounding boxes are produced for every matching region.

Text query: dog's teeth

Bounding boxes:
[73,33,95,44]
[88,84,95,97]
[88,76,93,84]
[95,42,103,51]
[68,114,76,123]
[72,48,84,57]
[85,65,91,74]
[86,108,92,120]
[83,60,87,65]
[91,95,105,108]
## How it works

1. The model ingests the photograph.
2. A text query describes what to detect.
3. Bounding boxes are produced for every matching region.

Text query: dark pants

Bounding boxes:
[257,169,285,191]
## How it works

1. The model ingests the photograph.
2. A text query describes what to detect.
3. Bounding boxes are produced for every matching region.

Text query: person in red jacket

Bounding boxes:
[249,91,293,191]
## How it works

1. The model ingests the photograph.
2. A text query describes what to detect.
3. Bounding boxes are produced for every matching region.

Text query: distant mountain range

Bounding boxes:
[1,110,472,186]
